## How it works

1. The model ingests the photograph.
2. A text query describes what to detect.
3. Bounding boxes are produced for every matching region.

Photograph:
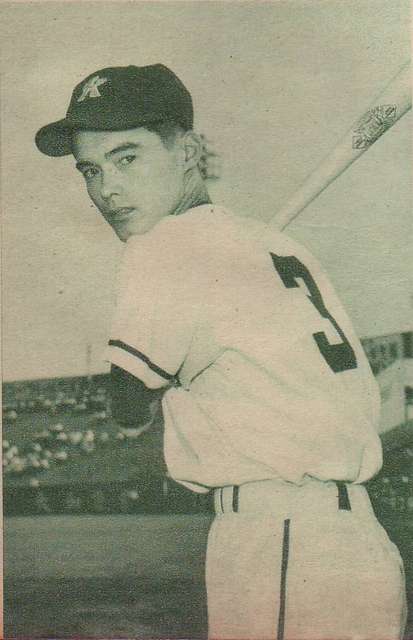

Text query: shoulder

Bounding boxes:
[159,203,236,246]
[122,205,323,282]
[125,204,238,264]
[119,205,226,288]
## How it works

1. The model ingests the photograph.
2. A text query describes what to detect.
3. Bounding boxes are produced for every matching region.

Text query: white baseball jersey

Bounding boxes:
[105,204,382,492]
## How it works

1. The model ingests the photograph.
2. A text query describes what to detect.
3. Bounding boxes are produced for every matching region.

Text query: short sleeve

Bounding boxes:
[104,232,201,389]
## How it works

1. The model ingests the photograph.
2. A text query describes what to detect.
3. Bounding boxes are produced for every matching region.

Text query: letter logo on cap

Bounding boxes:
[77,76,108,102]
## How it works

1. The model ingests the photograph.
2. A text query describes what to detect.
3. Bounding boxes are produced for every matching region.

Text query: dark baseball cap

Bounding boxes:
[35,64,194,157]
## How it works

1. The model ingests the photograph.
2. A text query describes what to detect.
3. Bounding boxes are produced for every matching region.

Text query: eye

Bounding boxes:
[81,166,100,180]
[118,155,136,167]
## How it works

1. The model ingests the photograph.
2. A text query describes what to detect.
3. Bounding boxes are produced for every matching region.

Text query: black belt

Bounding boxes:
[212,481,352,514]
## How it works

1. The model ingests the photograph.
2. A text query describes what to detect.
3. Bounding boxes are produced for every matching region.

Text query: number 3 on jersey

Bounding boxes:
[270,254,357,373]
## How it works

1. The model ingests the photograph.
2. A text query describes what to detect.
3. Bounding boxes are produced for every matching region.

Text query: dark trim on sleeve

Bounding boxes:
[108,339,180,385]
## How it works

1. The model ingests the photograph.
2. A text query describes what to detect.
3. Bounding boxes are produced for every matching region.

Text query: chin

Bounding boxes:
[111,226,131,242]
[111,214,165,240]
[111,219,140,241]
[126,220,158,237]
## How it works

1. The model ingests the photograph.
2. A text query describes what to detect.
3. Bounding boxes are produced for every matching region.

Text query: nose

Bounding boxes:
[100,167,122,201]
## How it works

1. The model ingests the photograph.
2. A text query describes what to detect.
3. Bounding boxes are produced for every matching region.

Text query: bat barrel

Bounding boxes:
[272,61,411,231]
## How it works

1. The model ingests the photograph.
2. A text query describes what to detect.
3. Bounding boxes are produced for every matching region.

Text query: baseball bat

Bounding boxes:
[271,61,411,231]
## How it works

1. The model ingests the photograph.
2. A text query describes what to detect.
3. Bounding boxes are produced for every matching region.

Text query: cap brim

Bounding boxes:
[35,119,74,157]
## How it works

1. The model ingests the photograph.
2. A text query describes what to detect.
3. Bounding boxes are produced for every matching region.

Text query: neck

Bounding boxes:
[173,168,211,216]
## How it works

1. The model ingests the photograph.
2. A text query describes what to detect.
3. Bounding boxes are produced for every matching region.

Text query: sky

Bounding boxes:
[1,0,411,382]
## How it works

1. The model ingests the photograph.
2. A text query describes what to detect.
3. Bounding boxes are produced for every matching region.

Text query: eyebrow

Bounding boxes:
[106,142,141,158]
[75,142,141,171]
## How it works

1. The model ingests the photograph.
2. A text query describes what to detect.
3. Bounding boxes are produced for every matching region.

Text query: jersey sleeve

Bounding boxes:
[104,233,202,389]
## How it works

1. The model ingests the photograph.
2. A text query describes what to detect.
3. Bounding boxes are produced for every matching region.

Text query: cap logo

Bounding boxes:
[77,76,108,102]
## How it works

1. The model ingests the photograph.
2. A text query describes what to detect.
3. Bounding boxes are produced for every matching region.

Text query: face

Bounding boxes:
[72,127,186,241]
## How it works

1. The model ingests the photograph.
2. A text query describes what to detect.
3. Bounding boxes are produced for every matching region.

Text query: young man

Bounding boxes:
[36,64,406,640]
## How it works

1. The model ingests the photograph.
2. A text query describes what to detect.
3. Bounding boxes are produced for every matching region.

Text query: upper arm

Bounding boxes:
[105,235,202,389]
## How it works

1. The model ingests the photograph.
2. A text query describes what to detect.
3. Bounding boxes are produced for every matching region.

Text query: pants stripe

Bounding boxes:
[277,518,290,640]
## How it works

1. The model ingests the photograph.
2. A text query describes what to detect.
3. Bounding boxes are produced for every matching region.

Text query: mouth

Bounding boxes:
[108,207,137,223]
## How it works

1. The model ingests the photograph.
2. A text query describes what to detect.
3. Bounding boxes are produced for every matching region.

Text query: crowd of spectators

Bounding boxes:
[3,382,110,481]
[3,417,152,481]
[368,469,413,517]
[3,406,204,517]
[2,376,195,516]
[2,383,109,422]
[361,336,402,376]
[3,364,413,517]
[4,476,208,517]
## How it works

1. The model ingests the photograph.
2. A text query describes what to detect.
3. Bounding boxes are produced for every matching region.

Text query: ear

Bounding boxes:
[182,131,203,171]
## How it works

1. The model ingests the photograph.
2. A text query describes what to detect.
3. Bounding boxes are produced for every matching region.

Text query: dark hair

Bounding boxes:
[143,120,186,148]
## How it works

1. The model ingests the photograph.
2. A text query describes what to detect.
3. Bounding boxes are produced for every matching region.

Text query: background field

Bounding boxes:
[4,514,211,639]
[4,510,413,640]
[3,371,413,638]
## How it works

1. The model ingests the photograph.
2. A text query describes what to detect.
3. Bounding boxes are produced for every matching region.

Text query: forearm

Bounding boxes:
[110,364,163,427]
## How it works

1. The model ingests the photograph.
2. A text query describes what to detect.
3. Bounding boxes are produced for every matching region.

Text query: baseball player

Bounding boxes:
[35,64,407,639]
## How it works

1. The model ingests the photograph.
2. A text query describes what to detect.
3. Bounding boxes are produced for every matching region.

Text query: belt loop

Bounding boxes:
[336,482,351,511]
[219,488,225,514]
[232,486,240,513]
[214,486,240,514]
[213,488,224,514]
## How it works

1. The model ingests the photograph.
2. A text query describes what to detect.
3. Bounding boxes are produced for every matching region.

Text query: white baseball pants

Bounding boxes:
[206,479,407,640]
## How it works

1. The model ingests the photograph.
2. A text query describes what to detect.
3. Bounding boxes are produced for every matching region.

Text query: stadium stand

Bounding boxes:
[3,332,413,517]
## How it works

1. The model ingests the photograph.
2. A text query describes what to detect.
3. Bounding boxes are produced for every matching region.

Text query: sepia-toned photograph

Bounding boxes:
[1,1,412,638]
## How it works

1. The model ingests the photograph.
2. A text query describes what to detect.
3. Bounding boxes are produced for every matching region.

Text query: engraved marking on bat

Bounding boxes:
[352,104,397,149]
